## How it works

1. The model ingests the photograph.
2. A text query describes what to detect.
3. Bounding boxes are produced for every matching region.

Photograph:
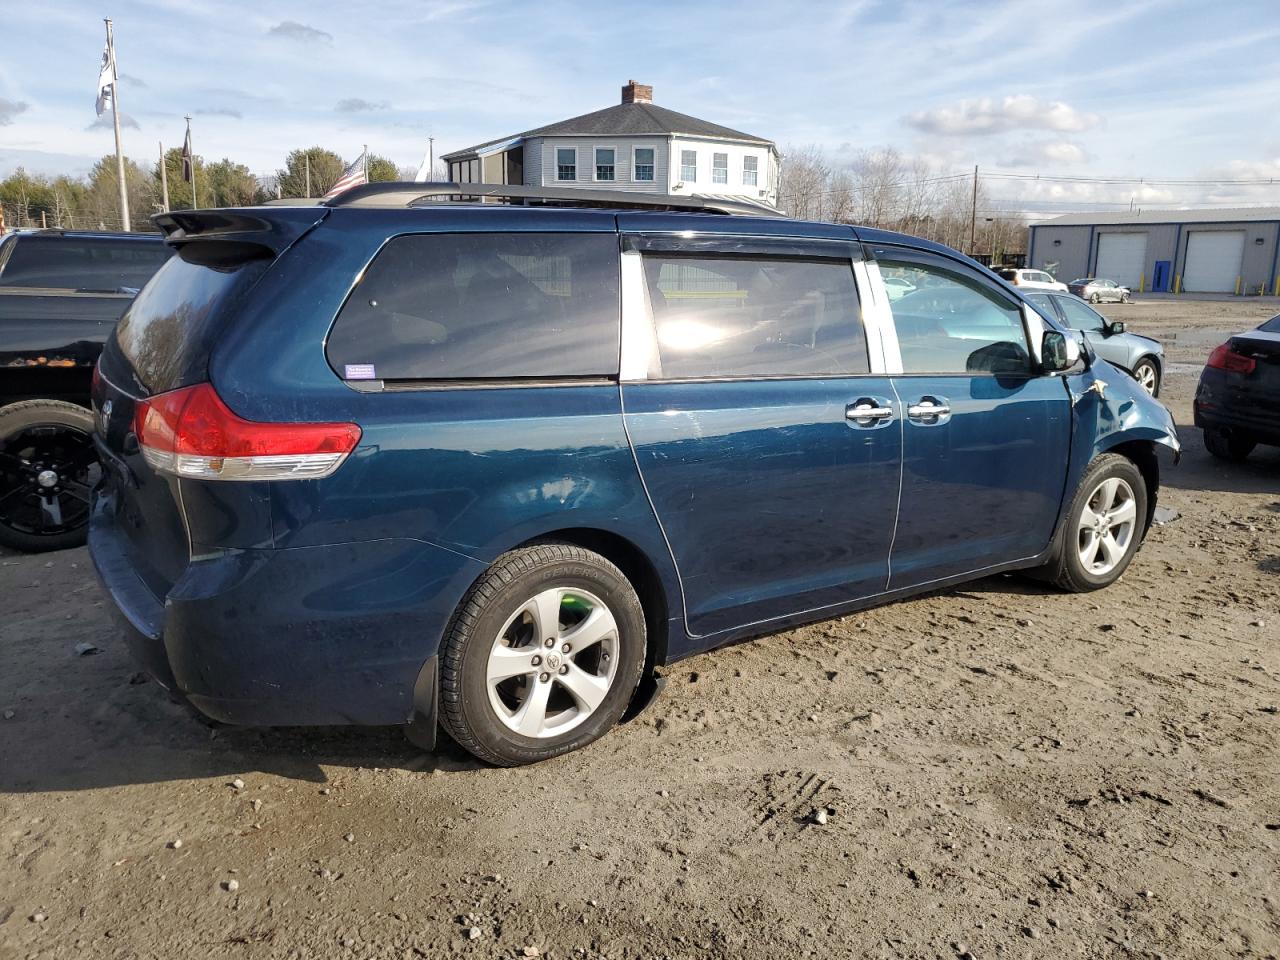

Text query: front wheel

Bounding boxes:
[438,544,647,766]
[1034,454,1147,592]
[1131,357,1160,397]
[1120,292,1131,303]
[0,399,100,553]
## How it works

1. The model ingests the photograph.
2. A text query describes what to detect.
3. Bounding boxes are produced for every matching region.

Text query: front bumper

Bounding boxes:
[89,493,484,729]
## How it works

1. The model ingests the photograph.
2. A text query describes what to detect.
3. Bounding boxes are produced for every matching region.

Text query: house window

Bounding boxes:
[680,149,697,182]
[595,147,616,181]
[556,147,576,181]
[712,153,728,185]
[743,155,758,187]
[634,147,655,182]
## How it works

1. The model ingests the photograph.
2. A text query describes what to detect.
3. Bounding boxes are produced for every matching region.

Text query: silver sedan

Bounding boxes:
[1067,278,1131,304]
[1025,292,1163,396]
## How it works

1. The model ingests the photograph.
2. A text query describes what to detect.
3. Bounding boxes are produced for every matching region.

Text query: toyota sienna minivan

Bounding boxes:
[89,184,1179,766]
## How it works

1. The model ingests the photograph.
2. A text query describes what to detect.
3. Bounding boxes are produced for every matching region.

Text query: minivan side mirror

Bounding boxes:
[1041,330,1081,373]
[1106,320,1126,336]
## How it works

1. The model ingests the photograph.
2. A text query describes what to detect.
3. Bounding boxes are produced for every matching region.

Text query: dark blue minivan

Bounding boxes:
[89,185,1179,765]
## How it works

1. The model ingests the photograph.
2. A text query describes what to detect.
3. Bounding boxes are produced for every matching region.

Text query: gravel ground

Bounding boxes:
[1,298,1278,960]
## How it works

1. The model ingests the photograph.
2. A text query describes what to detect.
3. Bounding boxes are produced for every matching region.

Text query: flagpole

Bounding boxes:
[363,144,368,182]
[185,115,198,208]
[105,19,130,231]
[158,141,170,213]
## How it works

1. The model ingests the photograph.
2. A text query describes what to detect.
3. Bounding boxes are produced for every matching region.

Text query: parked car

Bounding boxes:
[996,267,1068,292]
[882,276,916,300]
[1194,313,1280,461]
[89,185,1179,766]
[1068,278,1131,304]
[0,230,172,551]
[1024,291,1163,396]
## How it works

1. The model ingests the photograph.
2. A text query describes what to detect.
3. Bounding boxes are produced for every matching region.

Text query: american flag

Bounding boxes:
[323,151,368,200]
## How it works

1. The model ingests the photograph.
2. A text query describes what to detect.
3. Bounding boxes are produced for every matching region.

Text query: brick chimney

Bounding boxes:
[621,80,653,104]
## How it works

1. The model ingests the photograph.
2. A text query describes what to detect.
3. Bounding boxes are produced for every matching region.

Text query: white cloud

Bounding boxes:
[1002,140,1089,167]
[335,98,390,114]
[86,111,140,131]
[907,95,1100,136]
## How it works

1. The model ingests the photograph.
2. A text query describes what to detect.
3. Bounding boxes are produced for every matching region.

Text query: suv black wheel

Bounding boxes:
[0,400,100,553]
[1203,428,1255,462]
[1034,453,1148,592]
[438,543,646,766]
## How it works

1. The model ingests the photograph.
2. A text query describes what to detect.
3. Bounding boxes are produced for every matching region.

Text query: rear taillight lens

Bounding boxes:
[1206,343,1256,375]
[133,383,361,481]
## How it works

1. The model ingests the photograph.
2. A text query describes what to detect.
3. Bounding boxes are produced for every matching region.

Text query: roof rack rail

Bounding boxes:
[322,181,785,218]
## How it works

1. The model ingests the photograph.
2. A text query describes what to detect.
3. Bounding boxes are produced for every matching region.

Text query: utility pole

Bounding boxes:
[105,19,131,231]
[305,154,311,198]
[429,137,435,179]
[158,141,170,212]
[363,144,369,182]
[969,164,978,256]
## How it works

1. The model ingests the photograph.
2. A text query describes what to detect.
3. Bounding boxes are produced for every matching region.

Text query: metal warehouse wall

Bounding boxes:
[1027,225,1092,279]
[1030,219,1280,293]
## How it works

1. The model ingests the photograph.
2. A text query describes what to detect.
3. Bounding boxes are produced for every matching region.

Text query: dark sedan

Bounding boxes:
[1194,313,1280,460]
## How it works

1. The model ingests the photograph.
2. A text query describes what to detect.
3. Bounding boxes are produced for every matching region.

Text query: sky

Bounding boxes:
[2,0,1279,216]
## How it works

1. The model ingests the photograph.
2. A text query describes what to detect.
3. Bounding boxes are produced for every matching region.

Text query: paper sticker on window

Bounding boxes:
[344,363,376,380]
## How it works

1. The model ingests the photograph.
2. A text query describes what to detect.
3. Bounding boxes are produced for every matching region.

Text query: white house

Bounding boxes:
[442,81,779,208]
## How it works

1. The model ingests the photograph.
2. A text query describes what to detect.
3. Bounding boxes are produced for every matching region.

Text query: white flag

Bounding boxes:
[95,42,115,117]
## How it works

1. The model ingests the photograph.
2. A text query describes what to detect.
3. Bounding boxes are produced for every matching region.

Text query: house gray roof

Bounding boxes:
[442,101,773,161]
[1031,206,1280,227]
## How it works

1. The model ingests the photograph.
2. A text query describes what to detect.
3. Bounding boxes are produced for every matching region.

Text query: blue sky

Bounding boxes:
[2,0,1278,214]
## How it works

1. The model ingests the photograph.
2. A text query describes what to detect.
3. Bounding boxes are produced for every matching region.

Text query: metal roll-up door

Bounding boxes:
[1094,233,1147,288]
[1183,231,1246,292]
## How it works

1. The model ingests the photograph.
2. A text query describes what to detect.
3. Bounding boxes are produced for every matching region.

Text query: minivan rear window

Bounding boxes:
[112,250,269,394]
[325,233,620,381]
[0,235,172,291]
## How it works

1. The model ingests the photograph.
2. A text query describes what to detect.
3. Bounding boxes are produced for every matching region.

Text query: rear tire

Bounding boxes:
[1203,428,1255,462]
[1090,292,1101,303]
[439,544,646,766]
[0,399,99,553]
[1034,454,1148,592]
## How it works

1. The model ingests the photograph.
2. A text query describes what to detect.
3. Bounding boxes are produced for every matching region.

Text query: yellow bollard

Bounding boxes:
[1174,274,1182,294]
[1235,276,1242,296]
[1139,273,1145,293]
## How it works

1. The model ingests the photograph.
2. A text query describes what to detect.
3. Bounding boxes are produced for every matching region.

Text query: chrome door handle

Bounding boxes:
[906,396,951,423]
[846,398,894,427]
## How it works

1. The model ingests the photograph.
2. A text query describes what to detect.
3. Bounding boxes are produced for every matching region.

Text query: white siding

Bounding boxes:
[528,136,670,193]
[668,137,776,204]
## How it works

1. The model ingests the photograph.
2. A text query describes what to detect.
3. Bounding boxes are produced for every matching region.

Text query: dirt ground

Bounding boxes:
[2,297,1278,960]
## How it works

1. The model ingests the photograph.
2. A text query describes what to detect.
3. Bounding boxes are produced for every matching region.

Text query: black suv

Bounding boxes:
[0,229,171,551]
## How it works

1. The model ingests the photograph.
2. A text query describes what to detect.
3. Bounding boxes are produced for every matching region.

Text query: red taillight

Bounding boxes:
[1206,343,1256,375]
[134,383,361,481]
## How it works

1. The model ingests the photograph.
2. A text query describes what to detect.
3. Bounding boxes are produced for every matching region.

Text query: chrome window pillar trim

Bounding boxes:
[854,258,903,375]
[619,248,660,381]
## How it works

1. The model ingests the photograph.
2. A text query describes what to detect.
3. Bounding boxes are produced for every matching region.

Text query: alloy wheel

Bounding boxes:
[486,587,620,739]
[1077,477,1137,576]
[0,424,99,540]
[1134,362,1158,395]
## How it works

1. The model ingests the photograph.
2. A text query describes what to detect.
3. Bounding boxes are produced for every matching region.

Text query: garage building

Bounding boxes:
[1027,208,1280,294]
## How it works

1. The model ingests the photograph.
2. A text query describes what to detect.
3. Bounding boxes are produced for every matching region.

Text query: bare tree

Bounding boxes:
[778,145,830,220]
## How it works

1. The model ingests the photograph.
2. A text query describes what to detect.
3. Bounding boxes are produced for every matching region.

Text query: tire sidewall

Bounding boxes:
[1061,456,1148,590]
[0,400,96,553]
[451,555,645,765]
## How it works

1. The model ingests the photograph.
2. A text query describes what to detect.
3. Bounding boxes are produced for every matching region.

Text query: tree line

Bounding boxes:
[0,148,413,232]
[777,146,1028,261]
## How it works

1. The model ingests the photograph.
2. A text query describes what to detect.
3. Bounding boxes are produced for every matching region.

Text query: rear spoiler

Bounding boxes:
[152,207,328,258]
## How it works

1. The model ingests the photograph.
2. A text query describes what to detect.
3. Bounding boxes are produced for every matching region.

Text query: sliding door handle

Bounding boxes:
[906,396,951,424]
[846,398,894,427]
